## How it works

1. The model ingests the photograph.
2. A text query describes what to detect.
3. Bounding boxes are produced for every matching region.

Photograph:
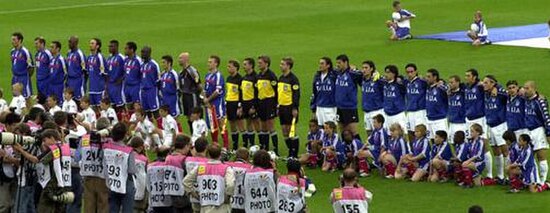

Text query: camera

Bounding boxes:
[0,132,37,146]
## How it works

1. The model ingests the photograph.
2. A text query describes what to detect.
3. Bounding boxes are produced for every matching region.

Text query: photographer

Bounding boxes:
[12,122,40,213]
[0,112,22,212]
[81,117,110,213]
[330,168,373,213]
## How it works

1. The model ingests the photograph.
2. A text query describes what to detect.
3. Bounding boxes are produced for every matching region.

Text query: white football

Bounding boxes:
[249,145,260,156]
[268,151,278,161]
[470,23,479,32]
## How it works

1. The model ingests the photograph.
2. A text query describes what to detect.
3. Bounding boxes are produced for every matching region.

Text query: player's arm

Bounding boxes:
[271,72,278,100]
[25,49,34,77]
[12,143,39,163]
[537,96,550,140]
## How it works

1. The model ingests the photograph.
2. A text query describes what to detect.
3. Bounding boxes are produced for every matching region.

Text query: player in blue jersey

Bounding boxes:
[66,35,86,102]
[106,40,126,111]
[482,75,509,183]
[10,32,33,98]
[523,81,549,183]
[358,114,388,170]
[203,55,226,145]
[48,41,66,104]
[381,123,409,178]
[404,63,427,141]
[311,57,337,126]
[334,54,363,141]
[467,11,491,46]
[386,1,415,40]
[299,119,324,167]
[34,36,53,103]
[86,38,107,109]
[425,68,448,139]
[462,124,487,187]
[123,41,142,110]
[447,75,466,143]
[361,60,384,136]
[429,130,453,182]
[383,65,407,139]
[160,55,180,117]
[139,46,161,118]
[396,124,430,182]
[506,80,528,139]
[508,134,549,193]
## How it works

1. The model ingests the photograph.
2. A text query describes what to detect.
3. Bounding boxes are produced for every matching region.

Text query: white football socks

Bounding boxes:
[484,151,493,178]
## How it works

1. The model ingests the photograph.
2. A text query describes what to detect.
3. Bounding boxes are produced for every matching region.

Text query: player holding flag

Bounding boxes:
[203,55,227,147]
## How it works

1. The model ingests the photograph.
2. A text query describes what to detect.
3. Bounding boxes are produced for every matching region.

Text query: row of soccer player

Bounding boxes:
[309,55,550,185]
[302,115,549,193]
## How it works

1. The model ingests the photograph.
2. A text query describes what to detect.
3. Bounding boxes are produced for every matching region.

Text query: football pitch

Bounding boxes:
[2,0,550,212]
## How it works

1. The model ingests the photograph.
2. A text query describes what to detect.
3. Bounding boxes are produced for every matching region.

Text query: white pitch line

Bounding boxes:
[0,0,154,15]
[122,0,239,6]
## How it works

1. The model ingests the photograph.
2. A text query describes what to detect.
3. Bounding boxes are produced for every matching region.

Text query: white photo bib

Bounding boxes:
[133,154,148,201]
[103,142,131,194]
[244,168,276,213]
[79,135,105,178]
[196,163,229,206]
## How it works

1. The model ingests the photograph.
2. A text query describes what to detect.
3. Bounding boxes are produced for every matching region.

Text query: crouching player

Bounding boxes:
[450,131,469,184]
[380,123,408,178]
[357,114,388,173]
[507,134,549,193]
[428,131,453,182]
[321,121,344,172]
[461,124,486,187]
[299,119,324,167]
[342,130,367,176]
[395,124,430,182]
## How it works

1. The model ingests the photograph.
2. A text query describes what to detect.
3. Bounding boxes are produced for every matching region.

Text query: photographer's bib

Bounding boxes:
[185,156,208,203]
[103,142,131,194]
[226,161,252,210]
[164,154,186,196]
[196,163,229,206]
[331,187,369,213]
[134,154,148,201]
[277,175,306,213]
[244,168,276,213]
[79,135,105,178]
[49,143,72,187]
[147,162,172,207]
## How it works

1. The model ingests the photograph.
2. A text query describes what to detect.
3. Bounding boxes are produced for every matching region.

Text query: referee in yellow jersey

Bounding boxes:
[278,57,300,158]
[225,59,245,151]
[256,55,279,155]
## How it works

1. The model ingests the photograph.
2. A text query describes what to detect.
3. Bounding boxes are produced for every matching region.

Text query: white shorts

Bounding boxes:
[488,122,507,147]
[385,112,407,133]
[427,118,448,139]
[316,107,337,126]
[529,127,549,151]
[448,122,466,144]
[466,117,488,138]
[513,129,529,141]
[406,110,427,131]
[363,109,385,131]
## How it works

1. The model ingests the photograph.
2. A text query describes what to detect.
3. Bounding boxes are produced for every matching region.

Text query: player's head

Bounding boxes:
[392,1,401,11]
[426,68,440,85]
[257,55,271,71]
[208,55,220,70]
[468,205,483,213]
[243,57,255,72]
[135,108,146,121]
[125,41,137,56]
[11,32,23,47]
[414,124,427,139]
[523,81,537,97]
[252,150,273,169]
[470,123,483,138]
[178,52,190,66]
[50,41,62,55]
[207,144,222,160]
[236,147,250,162]
[506,80,519,96]
[100,98,111,110]
[280,57,294,72]
[140,46,152,61]
[434,130,447,144]
[68,35,79,50]
[518,134,533,147]
[174,134,191,151]
[159,105,170,117]
[448,75,461,90]
[308,118,319,132]
[342,168,358,185]
[362,60,376,77]
[194,137,209,154]
[89,38,101,52]
[389,123,403,138]
[46,95,59,108]
[80,96,91,109]
[465,68,479,84]
[405,63,417,78]
[453,131,466,144]
[319,57,333,72]
[161,55,173,70]
[111,123,128,142]
[384,65,399,81]
[474,11,483,22]
[129,136,145,154]
[342,129,353,142]
[191,107,203,121]
[227,59,240,75]
[109,40,119,54]
[335,54,349,71]
[372,114,385,129]
[323,121,337,135]
[482,75,497,92]
[11,83,23,96]
[34,36,46,50]
[502,130,516,144]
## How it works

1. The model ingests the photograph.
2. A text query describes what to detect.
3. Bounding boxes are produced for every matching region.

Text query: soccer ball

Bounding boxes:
[268,151,279,161]
[249,145,260,156]
[470,23,479,32]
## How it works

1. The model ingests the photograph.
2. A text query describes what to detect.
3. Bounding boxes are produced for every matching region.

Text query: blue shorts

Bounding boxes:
[522,166,539,185]
[48,84,64,102]
[12,75,32,98]
[89,92,104,106]
[124,84,140,104]
[478,36,488,43]
[37,78,49,97]
[140,88,160,111]
[370,150,381,168]
[474,161,486,178]
[212,100,226,119]
[67,77,85,100]
[108,84,125,106]
[396,27,411,39]
[162,94,180,117]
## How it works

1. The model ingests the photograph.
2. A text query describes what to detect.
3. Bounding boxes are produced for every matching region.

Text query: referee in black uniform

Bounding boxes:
[278,57,300,158]
[256,55,279,155]
[225,59,245,151]
[178,52,201,133]
[239,57,259,147]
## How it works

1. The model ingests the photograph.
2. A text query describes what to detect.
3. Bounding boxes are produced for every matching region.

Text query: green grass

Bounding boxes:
[2,0,550,212]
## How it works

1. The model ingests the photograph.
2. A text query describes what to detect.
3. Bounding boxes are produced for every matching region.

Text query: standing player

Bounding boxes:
[383,65,407,137]
[404,63,427,141]
[203,55,226,146]
[123,41,142,111]
[425,69,448,139]
[10,32,33,98]
[240,57,259,147]
[48,41,66,103]
[483,75,508,183]
[278,57,300,158]
[160,55,180,117]
[86,38,107,109]
[506,80,528,139]
[178,52,201,132]
[467,11,491,46]
[225,59,245,150]
[139,46,161,118]
[361,60,384,136]
[447,75,466,143]
[334,54,362,140]
[66,36,86,102]
[523,81,549,183]
[256,55,279,155]
[34,36,53,103]
[311,57,337,126]
[385,1,415,40]
[106,40,126,112]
